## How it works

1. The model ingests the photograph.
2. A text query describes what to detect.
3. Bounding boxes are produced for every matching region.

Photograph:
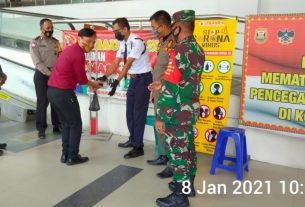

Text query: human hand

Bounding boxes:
[97,75,107,82]
[89,80,102,91]
[155,120,165,134]
[148,81,162,92]
[108,79,119,96]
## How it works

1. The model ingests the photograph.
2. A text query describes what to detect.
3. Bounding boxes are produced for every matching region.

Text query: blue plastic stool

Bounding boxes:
[210,127,249,180]
[146,115,161,156]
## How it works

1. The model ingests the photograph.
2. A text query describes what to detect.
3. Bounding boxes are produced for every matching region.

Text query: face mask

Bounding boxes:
[82,43,94,53]
[171,26,181,42]
[152,28,160,38]
[115,32,124,41]
[44,30,53,38]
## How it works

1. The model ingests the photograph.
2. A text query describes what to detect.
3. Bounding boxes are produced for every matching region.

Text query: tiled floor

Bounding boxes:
[0,132,305,207]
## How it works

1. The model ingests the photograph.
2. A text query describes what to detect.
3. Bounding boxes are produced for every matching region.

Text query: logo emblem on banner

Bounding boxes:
[277,29,294,45]
[255,28,267,44]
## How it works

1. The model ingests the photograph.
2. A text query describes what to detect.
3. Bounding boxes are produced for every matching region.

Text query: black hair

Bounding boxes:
[40,18,52,27]
[112,18,130,30]
[78,28,96,37]
[149,10,171,26]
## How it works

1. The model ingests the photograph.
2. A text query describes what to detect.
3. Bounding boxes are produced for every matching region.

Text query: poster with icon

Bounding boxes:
[240,14,305,134]
[194,19,238,154]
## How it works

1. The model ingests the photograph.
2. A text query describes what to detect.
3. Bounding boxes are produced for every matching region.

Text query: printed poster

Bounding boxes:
[240,14,305,134]
[194,19,238,154]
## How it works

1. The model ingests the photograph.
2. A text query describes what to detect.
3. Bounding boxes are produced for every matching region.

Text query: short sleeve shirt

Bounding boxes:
[48,43,87,89]
[116,33,152,74]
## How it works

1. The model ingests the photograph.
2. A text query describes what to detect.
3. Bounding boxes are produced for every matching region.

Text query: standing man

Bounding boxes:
[0,64,7,156]
[150,10,205,207]
[47,28,102,165]
[147,10,173,176]
[99,18,152,159]
[30,18,61,139]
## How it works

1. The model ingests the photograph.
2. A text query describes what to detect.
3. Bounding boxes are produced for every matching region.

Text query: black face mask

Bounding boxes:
[172,26,181,42]
[115,32,124,41]
[44,30,53,38]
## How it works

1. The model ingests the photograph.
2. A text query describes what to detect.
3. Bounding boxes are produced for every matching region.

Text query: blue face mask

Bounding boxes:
[152,28,160,38]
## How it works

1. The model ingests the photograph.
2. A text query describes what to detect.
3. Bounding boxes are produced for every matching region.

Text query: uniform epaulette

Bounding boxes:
[34,35,40,40]
[52,37,59,41]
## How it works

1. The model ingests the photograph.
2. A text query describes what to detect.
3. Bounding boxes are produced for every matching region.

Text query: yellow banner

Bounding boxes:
[194,19,238,154]
[0,91,11,101]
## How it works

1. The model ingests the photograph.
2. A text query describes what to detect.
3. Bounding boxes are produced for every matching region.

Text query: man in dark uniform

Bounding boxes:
[147,10,174,178]
[30,18,61,139]
[150,10,205,207]
[99,18,152,159]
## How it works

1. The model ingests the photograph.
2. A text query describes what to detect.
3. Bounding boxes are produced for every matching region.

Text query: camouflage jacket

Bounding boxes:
[156,36,205,126]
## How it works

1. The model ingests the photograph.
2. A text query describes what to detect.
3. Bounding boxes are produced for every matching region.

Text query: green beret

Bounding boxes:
[172,10,195,23]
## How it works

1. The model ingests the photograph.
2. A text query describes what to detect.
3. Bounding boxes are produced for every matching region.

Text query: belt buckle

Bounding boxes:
[130,74,137,79]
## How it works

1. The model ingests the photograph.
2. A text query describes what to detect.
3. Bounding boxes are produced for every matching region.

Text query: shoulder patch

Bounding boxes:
[31,41,37,48]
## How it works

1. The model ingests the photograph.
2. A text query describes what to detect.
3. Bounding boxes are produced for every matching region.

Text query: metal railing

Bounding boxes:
[0,0,125,8]
[0,9,245,95]
[0,8,76,51]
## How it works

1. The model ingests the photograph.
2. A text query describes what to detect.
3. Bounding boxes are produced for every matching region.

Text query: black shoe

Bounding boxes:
[147,155,168,165]
[53,126,62,133]
[60,154,68,163]
[156,183,189,207]
[169,177,196,197]
[0,143,7,150]
[0,149,3,156]
[124,148,144,159]
[157,167,173,178]
[118,140,133,148]
[66,155,89,166]
[38,131,46,139]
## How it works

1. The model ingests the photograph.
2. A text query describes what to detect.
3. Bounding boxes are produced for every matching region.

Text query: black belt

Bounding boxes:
[129,72,151,79]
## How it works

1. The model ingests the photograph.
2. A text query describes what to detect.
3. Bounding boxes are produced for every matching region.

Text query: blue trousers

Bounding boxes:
[126,72,152,148]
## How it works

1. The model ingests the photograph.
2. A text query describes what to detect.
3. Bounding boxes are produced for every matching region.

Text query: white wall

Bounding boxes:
[11,0,259,18]
[4,0,305,170]
[259,0,305,14]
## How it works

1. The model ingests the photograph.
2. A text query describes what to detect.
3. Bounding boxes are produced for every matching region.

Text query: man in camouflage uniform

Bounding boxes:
[149,10,205,207]
[147,10,174,176]
[30,18,62,139]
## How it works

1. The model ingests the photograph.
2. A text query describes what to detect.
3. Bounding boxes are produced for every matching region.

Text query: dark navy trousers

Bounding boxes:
[126,72,152,148]
[34,70,60,132]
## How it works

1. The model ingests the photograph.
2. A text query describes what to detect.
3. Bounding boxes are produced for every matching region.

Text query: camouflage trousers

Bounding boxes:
[164,125,197,182]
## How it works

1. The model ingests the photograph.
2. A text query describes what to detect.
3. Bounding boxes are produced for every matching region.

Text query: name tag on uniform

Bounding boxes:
[39,45,47,47]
